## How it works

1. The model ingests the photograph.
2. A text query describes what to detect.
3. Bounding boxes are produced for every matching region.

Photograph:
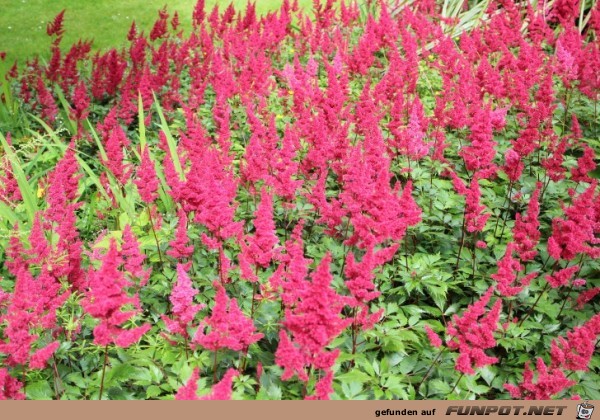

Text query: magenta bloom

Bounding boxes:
[241,188,280,269]
[545,265,579,288]
[175,368,239,400]
[192,282,263,352]
[512,183,541,262]
[424,325,443,348]
[167,209,194,260]
[504,358,575,400]
[446,287,502,374]
[121,225,151,287]
[134,146,159,204]
[82,239,150,347]
[491,243,537,296]
[0,368,25,400]
[162,264,204,339]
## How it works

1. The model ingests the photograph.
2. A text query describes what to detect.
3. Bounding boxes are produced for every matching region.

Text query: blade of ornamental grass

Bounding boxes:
[138,94,174,212]
[153,93,184,179]
[28,115,112,204]
[53,84,78,136]
[0,131,37,224]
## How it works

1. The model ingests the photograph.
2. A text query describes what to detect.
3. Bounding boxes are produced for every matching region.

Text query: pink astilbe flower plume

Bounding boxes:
[192,282,263,352]
[0,369,25,400]
[464,177,490,233]
[344,244,398,329]
[305,369,335,400]
[550,314,600,372]
[239,188,281,282]
[512,183,542,262]
[102,125,131,185]
[576,287,600,309]
[162,264,204,339]
[201,368,239,400]
[274,221,312,307]
[491,243,537,296]
[167,208,194,261]
[507,315,600,399]
[0,226,66,371]
[275,330,309,381]
[82,239,150,347]
[276,253,351,390]
[502,148,524,182]
[121,225,151,288]
[545,265,579,288]
[46,10,66,40]
[547,181,600,261]
[134,146,159,204]
[424,325,443,348]
[446,287,502,374]
[504,358,576,400]
[571,145,597,184]
[175,368,239,400]
[175,368,201,400]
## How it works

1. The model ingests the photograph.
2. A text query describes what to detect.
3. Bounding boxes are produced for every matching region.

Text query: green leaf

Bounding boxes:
[26,381,54,400]
[146,385,163,399]
[336,369,373,384]
[428,379,452,396]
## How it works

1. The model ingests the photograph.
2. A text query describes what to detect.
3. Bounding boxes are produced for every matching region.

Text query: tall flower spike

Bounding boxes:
[504,358,575,400]
[245,188,280,268]
[239,188,281,282]
[121,225,151,288]
[491,243,537,296]
[446,287,502,374]
[162,264,204,339]
[512,183,542,262]
[134,146,159,204]
[175,368,200,400]
[167,208,194,261]
[175,368,239,400]
[82,239,150,347]
[0,369,25,400]
[192,282,263,352]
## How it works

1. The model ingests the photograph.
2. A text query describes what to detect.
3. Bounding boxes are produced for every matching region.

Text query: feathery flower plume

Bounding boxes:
[192,282,263,352]
[82,239,150,347]
[0,369,25,400]
[175,368,239,400]
[167,208,194,261]
[446,287,502,374]
[134,146,159,204]
[162,264,204,339]
[512,183,542,262]
[491,243,537,296]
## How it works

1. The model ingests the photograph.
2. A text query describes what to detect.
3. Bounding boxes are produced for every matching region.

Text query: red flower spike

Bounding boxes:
[192,282,262,352]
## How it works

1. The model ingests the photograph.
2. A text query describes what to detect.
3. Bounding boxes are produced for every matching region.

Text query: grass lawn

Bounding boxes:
[0,0,317,66]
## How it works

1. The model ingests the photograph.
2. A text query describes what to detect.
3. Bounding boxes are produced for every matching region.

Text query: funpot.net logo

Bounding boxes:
[577,402,594,420]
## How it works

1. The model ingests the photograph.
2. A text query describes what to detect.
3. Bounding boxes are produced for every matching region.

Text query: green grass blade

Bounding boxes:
[0,200,19,228]
[0,132,38,224]
[153,93,184,179]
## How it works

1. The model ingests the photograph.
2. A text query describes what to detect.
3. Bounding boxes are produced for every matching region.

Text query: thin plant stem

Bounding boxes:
[213,350,219,384]
[557,283,574,320]
[519,282,552,327]
[494,180,513,239]
[449,372,464,395]
[417,348,446,391]
[98,344,109,400]
[454,210,467,274]
[147,205,164,265]
[184,336,189,361]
